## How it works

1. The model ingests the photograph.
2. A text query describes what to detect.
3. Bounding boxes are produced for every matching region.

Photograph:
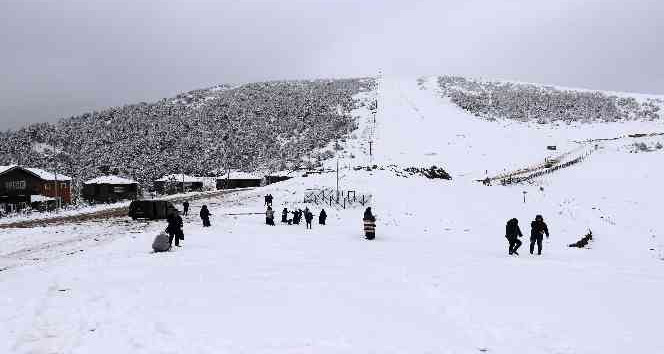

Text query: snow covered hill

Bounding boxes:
[2,76,664,353]
[0,78,374,189]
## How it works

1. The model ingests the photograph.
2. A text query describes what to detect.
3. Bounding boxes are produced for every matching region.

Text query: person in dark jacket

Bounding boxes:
[505,218,523,255]
[292,209,302,225]
[363,207,376,240]
[166,210,183,247]
[304,207,313,229]
[319,209,327,225]
[200,205,212,227]
[530,214,549,255]
[266,206,275,225]
[267,194,273,207]
[182,201,189,216]
[282,208,289,223]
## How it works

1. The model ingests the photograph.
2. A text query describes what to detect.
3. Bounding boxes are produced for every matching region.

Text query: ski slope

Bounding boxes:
[2,76,664,353]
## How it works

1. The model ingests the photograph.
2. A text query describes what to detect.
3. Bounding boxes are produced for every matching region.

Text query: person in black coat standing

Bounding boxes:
[182,201,190,216]
[166,210,184,247]
[505,218,523,255]
[304,207,313,229]
[530,214,549,255]
[200,205,212,227]
[266,206,275,225]
[282,208,289,223]
[318,209,327,225]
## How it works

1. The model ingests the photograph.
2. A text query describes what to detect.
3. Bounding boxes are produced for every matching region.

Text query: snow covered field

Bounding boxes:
[2,76,664,353]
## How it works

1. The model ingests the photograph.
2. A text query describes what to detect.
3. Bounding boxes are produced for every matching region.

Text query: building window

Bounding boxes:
[5,180,26,190]
[113,186,126,193]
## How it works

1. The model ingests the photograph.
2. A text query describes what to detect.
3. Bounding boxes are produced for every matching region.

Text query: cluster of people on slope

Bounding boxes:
[274,207,325,229]
[155,197,550,255]
[505,215,550,256]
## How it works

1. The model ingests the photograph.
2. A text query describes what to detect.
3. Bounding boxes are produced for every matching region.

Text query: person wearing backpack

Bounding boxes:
[505,218,523,255]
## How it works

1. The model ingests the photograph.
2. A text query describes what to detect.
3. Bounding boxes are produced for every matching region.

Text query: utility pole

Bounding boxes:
[336,159,339,201]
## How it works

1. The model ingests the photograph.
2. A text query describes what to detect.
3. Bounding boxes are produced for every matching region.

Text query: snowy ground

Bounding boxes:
[2,76,664,353]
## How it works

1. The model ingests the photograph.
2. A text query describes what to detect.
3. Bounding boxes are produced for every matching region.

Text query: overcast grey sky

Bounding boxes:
[1,0,663,130]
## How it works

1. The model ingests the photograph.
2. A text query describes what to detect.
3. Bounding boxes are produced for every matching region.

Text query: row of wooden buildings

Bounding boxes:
[0,165,292,212]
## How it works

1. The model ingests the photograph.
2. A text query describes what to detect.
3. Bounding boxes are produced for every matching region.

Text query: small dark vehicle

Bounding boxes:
[128,200,177,220]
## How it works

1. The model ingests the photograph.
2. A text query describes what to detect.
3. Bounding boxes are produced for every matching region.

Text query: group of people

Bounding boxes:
[155,199,551,254]
[264,194,274,207]
[276,207,326,229]
[505,215,550,256]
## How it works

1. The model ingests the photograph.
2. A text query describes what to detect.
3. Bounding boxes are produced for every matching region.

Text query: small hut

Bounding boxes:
[83,175,139,203]
[264,171,294,185]
[154,174,204,194]
[216,171,262,189]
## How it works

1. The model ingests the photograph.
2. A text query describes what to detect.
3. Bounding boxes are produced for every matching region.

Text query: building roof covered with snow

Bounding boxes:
[0,165,72,181]
[84,175,138,185]
[24,167,72,181]
[218,171,262,180]
[0,165,17,175]
[156,174,203,183]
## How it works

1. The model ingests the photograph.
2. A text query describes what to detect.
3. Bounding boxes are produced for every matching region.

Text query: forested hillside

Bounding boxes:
[435,76,663,123]
[0,78,374,191]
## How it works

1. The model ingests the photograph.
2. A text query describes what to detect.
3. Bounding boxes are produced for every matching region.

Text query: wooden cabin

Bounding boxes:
[154,174,204,194]
[217,172,262,189]
[83,175,140,203]
[0,165,72,213]
[265,172,293,185]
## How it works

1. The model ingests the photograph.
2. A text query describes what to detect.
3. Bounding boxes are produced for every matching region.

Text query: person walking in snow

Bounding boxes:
[282,208,289,223]
[266,206,275,225]
[264,195,269,206]
[363,207,376,240]
[166,210,184,247]
[200,205,212,227]
[505,218,523,255]
[182,201,189,216]
[530,214,549,255]
[267,194,273,207]
[318,209,327,225]
[304,207,313,229]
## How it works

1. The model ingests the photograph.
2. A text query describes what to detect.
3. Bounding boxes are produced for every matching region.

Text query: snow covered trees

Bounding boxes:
[437,76,663,124]
[0,78,374,192]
